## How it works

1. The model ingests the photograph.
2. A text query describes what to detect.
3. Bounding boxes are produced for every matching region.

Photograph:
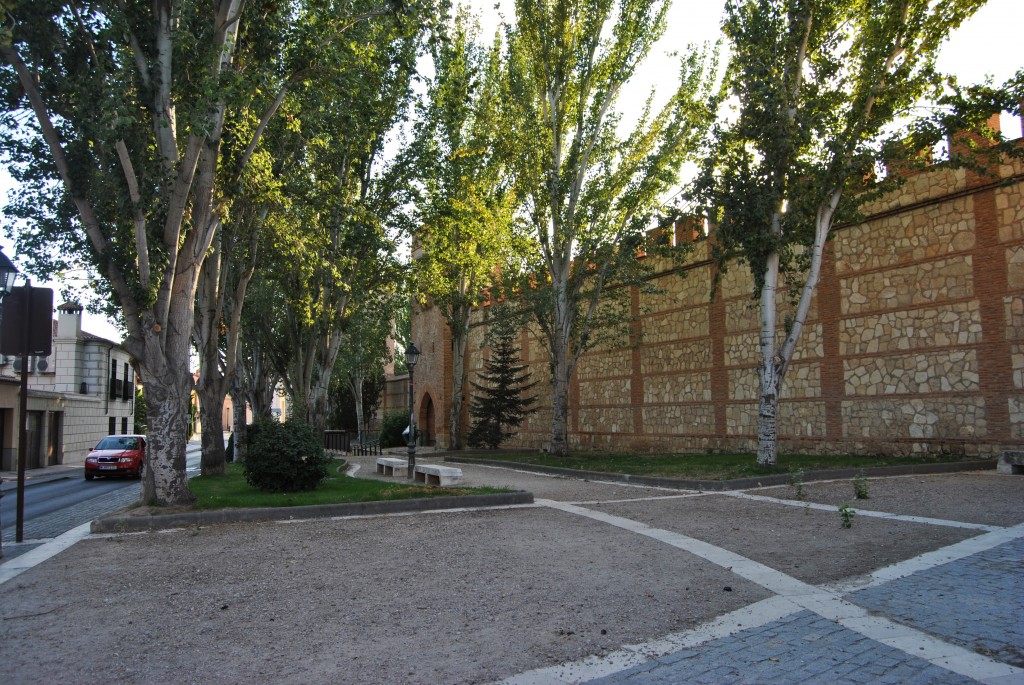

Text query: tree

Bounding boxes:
[503,0,718,456]
[1,0,267,505]
[468,305,537,448]
[694,0,1015,467]
[0,0,419,504]
[232,3,423,433]
[410,8,519,449]
[332,289,402,442]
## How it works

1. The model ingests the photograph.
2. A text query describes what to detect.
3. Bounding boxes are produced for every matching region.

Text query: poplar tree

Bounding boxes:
[410,8,518,450]
[695,0,1013,466]
[503,0,718,456]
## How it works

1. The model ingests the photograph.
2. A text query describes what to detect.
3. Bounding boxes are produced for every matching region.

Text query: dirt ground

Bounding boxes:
[1,462,1021,685]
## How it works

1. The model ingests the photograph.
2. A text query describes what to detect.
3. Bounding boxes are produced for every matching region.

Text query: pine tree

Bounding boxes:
[468,311,537,449]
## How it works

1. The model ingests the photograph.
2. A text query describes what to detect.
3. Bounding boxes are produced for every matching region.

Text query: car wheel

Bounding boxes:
[84,472,94,480]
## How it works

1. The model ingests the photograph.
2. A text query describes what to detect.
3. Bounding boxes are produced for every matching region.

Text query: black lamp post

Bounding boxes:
[0,250,18,556]
[0,250,16,295]
[405,342,420,479]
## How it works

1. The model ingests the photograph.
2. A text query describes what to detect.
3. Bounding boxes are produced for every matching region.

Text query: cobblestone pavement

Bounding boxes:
[585,611,979,685]
[499,494,1024,685]
[849,536,1024,669]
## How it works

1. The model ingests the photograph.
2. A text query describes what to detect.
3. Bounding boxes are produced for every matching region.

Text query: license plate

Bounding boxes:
[99,465,117,470]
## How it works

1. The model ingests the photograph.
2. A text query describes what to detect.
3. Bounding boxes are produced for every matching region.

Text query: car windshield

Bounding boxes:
[96,437,139,450]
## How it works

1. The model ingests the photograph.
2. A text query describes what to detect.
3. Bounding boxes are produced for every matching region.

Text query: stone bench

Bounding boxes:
[413,464,463,486]
[998,450,1024,475]
[376,457,408,476]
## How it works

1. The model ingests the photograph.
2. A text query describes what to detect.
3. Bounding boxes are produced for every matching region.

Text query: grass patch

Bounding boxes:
[189,461,509,510]
[456,451,979,480]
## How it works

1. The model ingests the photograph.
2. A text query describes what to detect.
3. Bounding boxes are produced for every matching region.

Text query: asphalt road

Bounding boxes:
[0,441,201,544]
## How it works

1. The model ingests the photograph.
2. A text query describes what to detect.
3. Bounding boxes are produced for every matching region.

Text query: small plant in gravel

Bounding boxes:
[791,469,806,500]
[804,502,811,516]
[838,503,855,528]
[853,472,870,499]
[244,418,330,493]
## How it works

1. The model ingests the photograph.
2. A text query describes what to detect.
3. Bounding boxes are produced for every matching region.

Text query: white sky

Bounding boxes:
[2,0,1022,341]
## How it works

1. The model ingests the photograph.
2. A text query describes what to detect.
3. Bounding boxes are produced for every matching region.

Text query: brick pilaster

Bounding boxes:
[817,243,845,439]
[971,186,1012,442]
[709,270,729,437]
[630,286,644,434]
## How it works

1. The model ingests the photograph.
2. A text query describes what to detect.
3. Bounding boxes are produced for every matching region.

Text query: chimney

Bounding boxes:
[57,301,83,340]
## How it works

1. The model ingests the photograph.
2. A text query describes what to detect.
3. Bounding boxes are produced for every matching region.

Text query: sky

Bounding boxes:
[1,0,1022,342]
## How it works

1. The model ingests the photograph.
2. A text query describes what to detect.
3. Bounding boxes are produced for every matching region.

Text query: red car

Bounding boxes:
[84,435,146,480]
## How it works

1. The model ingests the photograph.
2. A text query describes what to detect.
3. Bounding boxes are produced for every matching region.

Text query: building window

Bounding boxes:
[109,362,120,400]
[122,362,132,401]
[121,416,128,434]
[108,417,116,435]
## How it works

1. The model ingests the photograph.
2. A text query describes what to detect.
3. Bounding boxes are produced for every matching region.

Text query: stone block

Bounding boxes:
[376,457,407,476]
[413,464,463,486]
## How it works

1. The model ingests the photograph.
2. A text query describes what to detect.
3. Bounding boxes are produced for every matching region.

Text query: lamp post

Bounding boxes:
[405,343,420,479]
[0,250,18,557]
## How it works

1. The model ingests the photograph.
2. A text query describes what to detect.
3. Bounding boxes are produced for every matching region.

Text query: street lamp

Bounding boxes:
[0,249,17,297]
[405,342,420,479]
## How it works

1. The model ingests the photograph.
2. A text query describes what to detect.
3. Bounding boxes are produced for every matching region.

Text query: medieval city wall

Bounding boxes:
[416,137,1024,457]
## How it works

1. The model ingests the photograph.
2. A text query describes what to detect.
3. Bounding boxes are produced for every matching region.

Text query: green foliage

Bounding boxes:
[790,468,806,500]
[133,387,148,435]
[853,472,870,499]
[468,306,538,449]
[379,410,411,448]
[190,462,510,510]
[329,372,387,430]
[240,2,425,431]
[243,419,330,493]
[690,0,1011,467]
[501,0,719,454]
[838,503,856,529]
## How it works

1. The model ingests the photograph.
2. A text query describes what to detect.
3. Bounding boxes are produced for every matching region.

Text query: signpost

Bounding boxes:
[0,283,54,542]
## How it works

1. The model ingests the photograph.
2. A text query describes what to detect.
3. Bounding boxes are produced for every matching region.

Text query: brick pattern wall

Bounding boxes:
[416,143,1024,456]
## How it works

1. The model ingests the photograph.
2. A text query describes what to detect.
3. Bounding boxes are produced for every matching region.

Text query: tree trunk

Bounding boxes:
[139,366,195,506]
[756,247,782,467]
[549,336,571,458]
[196,382,227,476]
[230,377,247,462]
[351,373,365,444]
[756,358,783,467]
[449,331,468,450]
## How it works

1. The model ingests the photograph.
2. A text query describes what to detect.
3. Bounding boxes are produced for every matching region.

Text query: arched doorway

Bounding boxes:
[418,393,436,447]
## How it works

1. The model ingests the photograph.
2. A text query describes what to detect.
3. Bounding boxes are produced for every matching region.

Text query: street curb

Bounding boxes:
[90,490,535,534]
[440,456,999,492]
[0,474,72,492]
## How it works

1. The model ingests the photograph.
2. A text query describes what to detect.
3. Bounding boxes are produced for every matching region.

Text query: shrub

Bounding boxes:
[379,410,410,448]
[225,432,234,463]
[243,418,330,493]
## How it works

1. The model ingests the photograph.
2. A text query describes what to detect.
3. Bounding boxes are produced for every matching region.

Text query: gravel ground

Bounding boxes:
[747,471,1024,527]
[1,460,1020,685]
[1,506,767,685]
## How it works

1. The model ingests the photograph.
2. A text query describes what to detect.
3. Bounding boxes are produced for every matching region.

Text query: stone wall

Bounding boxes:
[417,137,1024,456]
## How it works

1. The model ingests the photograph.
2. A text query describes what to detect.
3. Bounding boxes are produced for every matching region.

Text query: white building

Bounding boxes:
[0,302,135,470]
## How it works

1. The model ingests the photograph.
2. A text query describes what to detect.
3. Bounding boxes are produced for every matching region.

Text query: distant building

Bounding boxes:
[0,302,135,470]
